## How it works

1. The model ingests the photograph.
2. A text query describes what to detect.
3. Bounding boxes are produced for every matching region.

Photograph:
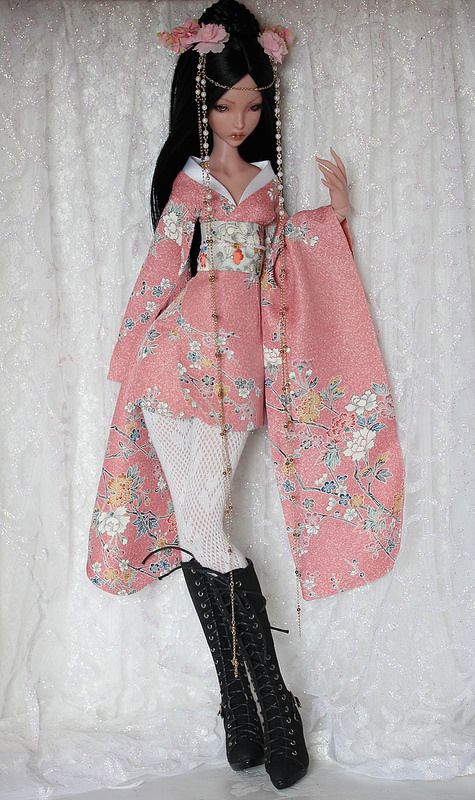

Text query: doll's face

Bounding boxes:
[207,74,262,147]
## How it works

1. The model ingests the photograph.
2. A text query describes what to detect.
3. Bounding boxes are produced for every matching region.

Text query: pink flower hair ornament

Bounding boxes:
[157,19,229,55]
[157,19,294,62]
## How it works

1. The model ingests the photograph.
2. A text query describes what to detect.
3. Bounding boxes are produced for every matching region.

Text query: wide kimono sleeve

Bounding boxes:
[261,204,405,601]
[107,193,198,383]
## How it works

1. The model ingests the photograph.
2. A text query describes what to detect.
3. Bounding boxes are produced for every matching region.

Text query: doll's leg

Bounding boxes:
[142,408,249,572]
[143,407,265,770]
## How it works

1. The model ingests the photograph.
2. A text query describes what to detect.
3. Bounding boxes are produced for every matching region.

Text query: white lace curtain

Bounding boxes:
[1,0,474,797]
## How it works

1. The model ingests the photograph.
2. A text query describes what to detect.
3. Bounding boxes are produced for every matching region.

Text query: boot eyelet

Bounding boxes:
[198,590,204,597]
[209,635,214,641]
[284,706,289,712]
[207,624,213,630]
[289,728,294,734]
[286,716,291,723]
[292,750,298,756]
[257,633,263,640]
[277,683,283,690]
[253,622,258,630]
[191,568,196,574]
[274,675,279,681]
[204,613,210,619]
[236,581,242,587]
[270,664,276,671]
[290,739,296,745]
[200,602,207,608]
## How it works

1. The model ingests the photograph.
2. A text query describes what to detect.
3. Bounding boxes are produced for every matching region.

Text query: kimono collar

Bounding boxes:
[183,156,276,207]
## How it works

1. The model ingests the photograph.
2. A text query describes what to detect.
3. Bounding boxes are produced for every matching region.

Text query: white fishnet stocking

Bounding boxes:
[142,408,249,572]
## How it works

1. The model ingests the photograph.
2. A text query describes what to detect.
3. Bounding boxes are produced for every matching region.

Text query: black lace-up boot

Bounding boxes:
[202,558,309,791]
[181,559,265,771]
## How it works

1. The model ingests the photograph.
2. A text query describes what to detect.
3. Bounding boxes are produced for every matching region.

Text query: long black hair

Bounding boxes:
[150,0,278,275]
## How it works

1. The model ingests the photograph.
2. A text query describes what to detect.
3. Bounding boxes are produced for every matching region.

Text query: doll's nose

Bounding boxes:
[233,113,245,130]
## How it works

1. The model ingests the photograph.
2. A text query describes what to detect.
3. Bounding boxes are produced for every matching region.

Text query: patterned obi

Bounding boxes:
[197,220,266,280]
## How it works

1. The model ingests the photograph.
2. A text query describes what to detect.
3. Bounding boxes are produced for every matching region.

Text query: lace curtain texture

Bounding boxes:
[0,0,474,797]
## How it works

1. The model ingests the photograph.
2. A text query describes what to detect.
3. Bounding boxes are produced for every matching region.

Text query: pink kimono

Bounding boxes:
[86,157,405,600]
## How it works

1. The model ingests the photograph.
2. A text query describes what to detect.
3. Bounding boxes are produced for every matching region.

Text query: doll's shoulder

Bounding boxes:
[166,170,203,215]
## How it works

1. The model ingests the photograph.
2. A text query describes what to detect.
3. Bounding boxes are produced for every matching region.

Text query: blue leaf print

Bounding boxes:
[371,422,385,432]
[375,468,392,483]
[323,443,340,469]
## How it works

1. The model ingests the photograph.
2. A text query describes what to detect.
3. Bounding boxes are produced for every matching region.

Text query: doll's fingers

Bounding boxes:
[318,160,346,186]
[316,157,334,170]
[320,168,344,188]
[330,148,348,180]
[318,163,339,180]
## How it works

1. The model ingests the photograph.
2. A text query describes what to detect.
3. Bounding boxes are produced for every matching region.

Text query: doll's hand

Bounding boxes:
[315,147,350,222]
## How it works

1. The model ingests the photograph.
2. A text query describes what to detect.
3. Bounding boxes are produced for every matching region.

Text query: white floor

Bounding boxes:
[55,762,475,800]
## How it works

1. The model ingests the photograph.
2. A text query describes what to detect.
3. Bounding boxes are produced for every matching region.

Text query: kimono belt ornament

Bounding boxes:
[86,178,405,601]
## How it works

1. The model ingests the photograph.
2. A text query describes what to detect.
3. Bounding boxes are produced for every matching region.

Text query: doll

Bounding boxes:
[86,0,405,790]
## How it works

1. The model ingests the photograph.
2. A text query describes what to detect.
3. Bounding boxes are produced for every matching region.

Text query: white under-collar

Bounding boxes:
[183,156,276,207]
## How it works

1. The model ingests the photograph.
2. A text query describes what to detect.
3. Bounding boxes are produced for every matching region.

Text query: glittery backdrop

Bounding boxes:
[1,0,474,797]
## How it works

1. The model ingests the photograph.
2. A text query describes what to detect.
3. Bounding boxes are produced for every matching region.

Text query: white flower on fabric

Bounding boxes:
[264,346,282,367]
[97,506,130,537]
[344,508,358,521]
[177,363,187,375]
[189,340,201,351]
[343,427,377,461]
[163,211,182,245]
[118,559,130,571]
[91,562,102,573]
[155,401,170,414]
[345,390,378,413]
[326,496,337,511]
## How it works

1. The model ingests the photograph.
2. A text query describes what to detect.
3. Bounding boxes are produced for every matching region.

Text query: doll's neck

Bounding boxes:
[208,139,252,177]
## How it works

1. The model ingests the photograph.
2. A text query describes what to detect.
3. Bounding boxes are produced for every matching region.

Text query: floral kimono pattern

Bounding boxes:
[86,169,405,600]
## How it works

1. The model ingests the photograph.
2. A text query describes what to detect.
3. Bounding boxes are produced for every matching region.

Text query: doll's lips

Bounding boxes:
[230,133,245,140]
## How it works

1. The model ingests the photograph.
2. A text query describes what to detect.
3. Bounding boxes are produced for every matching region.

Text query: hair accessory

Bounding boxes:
[157,20,294,62]
[258,26,295,63]
[205,71,275,91]
[157,20,229,54]
[157,19,200,54]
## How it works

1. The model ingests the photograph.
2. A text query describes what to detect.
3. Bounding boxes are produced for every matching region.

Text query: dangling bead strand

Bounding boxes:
[272,62,302,636]
[196,53,239,677]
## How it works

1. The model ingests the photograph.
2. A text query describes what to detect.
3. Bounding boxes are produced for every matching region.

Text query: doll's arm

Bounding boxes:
[107,196,197,383]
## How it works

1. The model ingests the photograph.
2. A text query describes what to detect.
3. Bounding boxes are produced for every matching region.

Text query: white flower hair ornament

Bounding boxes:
[157,19,294,62]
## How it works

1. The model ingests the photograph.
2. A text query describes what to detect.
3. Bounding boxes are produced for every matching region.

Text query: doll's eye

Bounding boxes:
[214,104,228,112]
[250,103,263,112]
